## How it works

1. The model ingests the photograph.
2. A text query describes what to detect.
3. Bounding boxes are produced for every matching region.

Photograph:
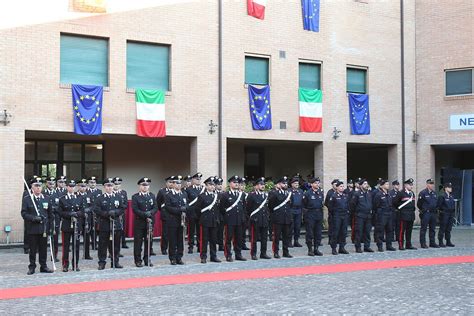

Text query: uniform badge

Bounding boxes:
[183,198,187,203]
[86,197,91,203]
[114,200,120,208]
[150,199,153,205]
[42,202,48,209]
[55,198,59,203]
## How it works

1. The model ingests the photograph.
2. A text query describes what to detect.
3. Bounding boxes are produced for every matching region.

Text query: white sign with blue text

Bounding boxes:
[450,114,474,130]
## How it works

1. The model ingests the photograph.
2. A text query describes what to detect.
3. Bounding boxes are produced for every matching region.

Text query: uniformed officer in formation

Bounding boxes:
[86,176,102,250]
[417,179,439,248]
[94,177,124,269]
[268,176,293,259]
[246,177,271,260]
[389,180,400,242]
[196,176,222,263]
[50,175,67,262]
[214,177,225,251]
[157,176,174,255]
[328,180,350,255]
[373,179,396,252]
[437,182,456,247]
[77,179,94,260]
[21,176,54,275]
[302,177,324,256]
[289,177,304,248]
[58,180,84,272]
[185,173,204,254]
[350,179,374,253]
[220,175,247,262]
[113,177,128,256]
[324,179,339,245]
[43,177,59,262]
[132,177,158,267]
[239,177,250,251]
[393,178,417,250]
[164,175,188,265]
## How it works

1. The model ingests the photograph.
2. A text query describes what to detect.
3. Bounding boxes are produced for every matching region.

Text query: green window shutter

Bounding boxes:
[347,68,367,94]
[245,56,269,85]
[446,69,473,96]
[127,42,170,91]
[299,63,321,90]
[60,34,109,86]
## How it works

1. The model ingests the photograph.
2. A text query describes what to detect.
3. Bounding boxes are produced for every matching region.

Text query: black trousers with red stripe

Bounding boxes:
[398,219,414,248]
[250,223,268,257]
[272,223,291,255]
[62,231,80,269]
[224,224,242,258]
[200,225,217,260]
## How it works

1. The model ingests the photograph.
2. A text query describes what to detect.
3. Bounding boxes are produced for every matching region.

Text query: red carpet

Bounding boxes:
[1,255,472,300]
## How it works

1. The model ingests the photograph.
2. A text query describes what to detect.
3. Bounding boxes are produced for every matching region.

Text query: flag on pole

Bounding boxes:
[348,93,370,135]
[136,89,166,138]
[301,0,320,32]
[72,84,103,135]
[247,0,266,20]
[299,88,322,133]
[248,84,272,130]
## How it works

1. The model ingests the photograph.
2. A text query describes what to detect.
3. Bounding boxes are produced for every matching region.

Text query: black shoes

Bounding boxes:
[273,253,281,259]
[314,248,323,256]
[62,267,68,272]
[294,241,303,247]
[210,258,222,263]
[430,243,440,248]
[235,255,247,261]
[251,255,258,260]
[84,256,93,260]
[260,254,271,259]
[176,259,184,265]
[144,262,153,267]
[356,247,363,253]
[308,250,315,256]
[98,263,106,270]
[332,248,338,255]
[226,256,233,262]
[406,245,417,250]
[122,245,129,249]
[386,246,396,251]
[283,253,293,258]
[27,268,35,275]
[136,262,144,268]
[339,247,349,254]
[201,258,207,264]
[170,260,177,265]
[377,246,384,252]
[446,242,455,247]
[364,247,374,253]
[421,244,429,249]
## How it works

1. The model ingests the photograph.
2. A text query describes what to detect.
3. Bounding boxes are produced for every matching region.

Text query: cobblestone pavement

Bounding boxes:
[0,227,472,314]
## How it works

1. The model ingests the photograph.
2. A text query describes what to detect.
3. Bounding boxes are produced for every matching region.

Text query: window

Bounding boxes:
[60,34,109,86]
[127,41,170,91]
[24,141,104,179]
[299,62,321,90]
[245,56,269,85]
[446,69,473,96]
[347,67,367,94]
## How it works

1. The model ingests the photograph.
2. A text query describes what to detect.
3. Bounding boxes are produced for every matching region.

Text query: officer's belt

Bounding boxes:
[189,186,206,206]
[201,194,218,213]
[250,197,268,218]
[226,192,243,212]
[273,192,292,211]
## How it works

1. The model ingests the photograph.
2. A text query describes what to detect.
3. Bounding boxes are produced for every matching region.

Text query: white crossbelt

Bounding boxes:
[398,196,413,210]
[226,192,243,212]
[273,192,292,211]
[201,194,218,213]
[250,196,268,217]
[189,186,205,206]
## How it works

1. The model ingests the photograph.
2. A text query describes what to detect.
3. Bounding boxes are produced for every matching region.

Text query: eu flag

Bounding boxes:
[248,85,272,130]
[72,84,103,135]
[301,0,320,32]
[349,93,370,135]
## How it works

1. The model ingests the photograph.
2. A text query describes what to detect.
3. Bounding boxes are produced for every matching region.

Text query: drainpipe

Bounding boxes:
[218,0,223,177]
[400,0,406,181]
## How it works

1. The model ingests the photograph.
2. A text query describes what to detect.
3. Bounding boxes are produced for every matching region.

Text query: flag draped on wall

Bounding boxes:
[301,0,320,32]
[247,0,266,20]
[348,93,370,135]
[299,88,322,133]
[136,89,166,138]
[248,84,272,130]
[72,84,103,135]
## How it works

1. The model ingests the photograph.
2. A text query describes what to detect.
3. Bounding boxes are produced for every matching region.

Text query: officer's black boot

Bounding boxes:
[439,240,446,247]
[364,247,374,253]
[251,254,258,260]
[307,243,315,256]
[260,253,271,259]
[355,246,363,253]
[430,242,440,248]
[339,247,349,254]
[331,248,338,255]
[27,267,35,275]
[283,251,293,258]
[188,247,193,254]
[294,240,303,247]
[98,263,106,270]
[314,247,323,256]
[200,258,207,264]
[421,243,428,249]
[235,254,247,261]
[273,252,281,259]
[377,244,384,252]
[446,240,455,247]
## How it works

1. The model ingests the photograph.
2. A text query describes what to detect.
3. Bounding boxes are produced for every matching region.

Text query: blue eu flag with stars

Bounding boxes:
[248,85,272,130]
[349,93,370,135]
[72,84,103,135]
[302,0,320,32]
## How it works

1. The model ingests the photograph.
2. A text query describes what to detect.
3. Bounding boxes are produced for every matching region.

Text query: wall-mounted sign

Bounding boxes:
[450,114,474,130]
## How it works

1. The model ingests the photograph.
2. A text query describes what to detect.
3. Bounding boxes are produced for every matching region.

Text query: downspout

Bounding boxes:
[218,0,223,176]
[400,0,406,181]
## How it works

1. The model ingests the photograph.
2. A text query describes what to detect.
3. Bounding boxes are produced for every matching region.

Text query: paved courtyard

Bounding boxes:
[0,227,473,314]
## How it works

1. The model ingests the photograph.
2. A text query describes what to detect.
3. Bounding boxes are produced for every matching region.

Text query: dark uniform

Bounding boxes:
[76,182,94,260]
[350,184,374,252]
[417,180,439,248]
[373,185,396,251]
[43,182,58,261]
[156,183,171,255]
[51,184,67,261]
[132,178,158,267]
[389,182,400,242]
[324,180,338,245]
[196,177,221,263]
[164,182,188,265]
[21,177,54,275]
[86,183,102,250]
[328,183,350,254]
[94,178,125,269]
[437,184,456,247]
[289,180,304,247]
[185,173,204,253]
[113,180,128,254]
[58,183,84,271]
[302,178,324,256]
[393,179,417,250]
[268,178,293,258]
[246,178,270,260]
[215,177,225,251]
[220,176,246,261]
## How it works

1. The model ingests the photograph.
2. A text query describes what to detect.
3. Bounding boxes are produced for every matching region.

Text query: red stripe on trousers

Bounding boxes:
[224,225,228,257]
[200,225,203,258]
[272,224,276,253]
[61,231,65,267]
[399,220,404,247]
[250,224,255,255]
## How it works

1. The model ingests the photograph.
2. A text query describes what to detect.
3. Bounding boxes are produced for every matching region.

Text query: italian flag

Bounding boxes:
[247,0,266,20]
[136,89,166,138]
[299,88,322,133]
